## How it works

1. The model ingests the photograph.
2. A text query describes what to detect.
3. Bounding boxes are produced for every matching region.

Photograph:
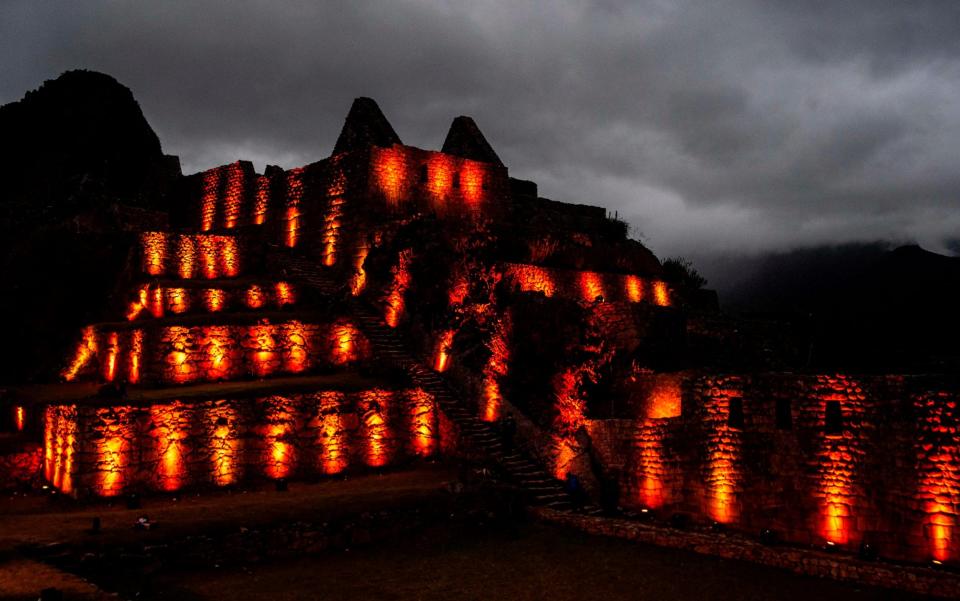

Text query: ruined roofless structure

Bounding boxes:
[10,97,960,570]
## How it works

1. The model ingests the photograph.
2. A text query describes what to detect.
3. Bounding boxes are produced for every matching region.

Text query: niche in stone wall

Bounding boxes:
[825,400,843,435]
[727,397,744,429]
[776,397,792,430]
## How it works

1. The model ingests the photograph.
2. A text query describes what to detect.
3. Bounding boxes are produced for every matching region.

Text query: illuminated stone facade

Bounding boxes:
[3,95,954,573]
[43,389,448,496]
[578,373,960,565]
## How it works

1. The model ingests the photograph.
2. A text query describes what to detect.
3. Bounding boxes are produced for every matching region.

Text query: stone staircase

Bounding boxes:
[278,250,571,509]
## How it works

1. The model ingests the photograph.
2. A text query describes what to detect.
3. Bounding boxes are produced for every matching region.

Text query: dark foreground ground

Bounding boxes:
[143,522,920,601]
[0,466,932,600]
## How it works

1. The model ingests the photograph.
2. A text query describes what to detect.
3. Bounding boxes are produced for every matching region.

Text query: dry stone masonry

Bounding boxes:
[2,95,957,587]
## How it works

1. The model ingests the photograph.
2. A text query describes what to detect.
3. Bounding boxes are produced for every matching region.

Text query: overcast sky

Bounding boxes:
[3,0,959,267]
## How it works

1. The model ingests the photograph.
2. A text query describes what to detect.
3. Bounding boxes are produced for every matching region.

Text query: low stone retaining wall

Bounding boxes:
[0,441,42,489]
[43,388,456,497]
[535,507,960,599]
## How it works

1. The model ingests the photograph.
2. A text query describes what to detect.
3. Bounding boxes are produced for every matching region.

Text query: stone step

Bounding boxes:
[533,492,568,503]
[275,255,573,513]
[507,463,542,471]
[510,470,544,479]
[517,477,553,486]
[462,430,494,438]
[468,437,498,446]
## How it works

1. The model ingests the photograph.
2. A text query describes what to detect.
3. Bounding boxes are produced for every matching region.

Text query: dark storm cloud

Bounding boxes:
[3,0,959,264]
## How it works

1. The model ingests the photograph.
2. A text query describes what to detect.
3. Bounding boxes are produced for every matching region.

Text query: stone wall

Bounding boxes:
[580,372,960,565]
[140,231,245,279]
[124,281,297,320]
[62,318,371,385]
[368,144,510,217]
[170,144,511,274]
[0,442,42,489]
[503,262,671,306]
[174,161,258,231]
[539,508,960,600]
[43,388,451,497]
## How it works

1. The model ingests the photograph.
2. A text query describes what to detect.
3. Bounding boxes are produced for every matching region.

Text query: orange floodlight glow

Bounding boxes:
[285,169,303,248]
[361,390,392,467]
[165,326,195,384]
[814,377,863,547]
[285,206,300,248]
[481,317,511,422]
[384,251,412,328]
[200,237,217,279]
[428,154,454,207]
[434,329,455,372]
[636,421,668,509]
[580,271,605,302]
[322,197,344,266]
[97,407,132,496]
[177,235,196,279]
[219,236,240,277]
[653,281,670,307]
[409,389,436,456]
[151,403,186,492]
[375,146,405,205]
[62,326,98,381]
[250,323,278,377]
[282,320,310,373]
[460,160,484,205]
[128,329,144,384]
[167,288,189,314]
[44,406,77,494]
[126,285,149,321]
[149,286,164,318]
[331,320,360,366]
[703,384,742,524]
[201,169,221,231]
[647,377,682,419]
[553,437,577,481]
[14,406,25,432]
[142,232,167,276]
[351,247,368,296]
[203,325,234,381]
[205,288,226,312]
[254,174,270,225]
[318,392,347,475]
[510,264,555,297]
[275,281,296,306]
[102,332,119,383]
[246,284,266,309]
[625,275,644,303]
[265,396,296,480]
[210,405,239,486]
[915,390,960,562]
[223,164,244,229]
